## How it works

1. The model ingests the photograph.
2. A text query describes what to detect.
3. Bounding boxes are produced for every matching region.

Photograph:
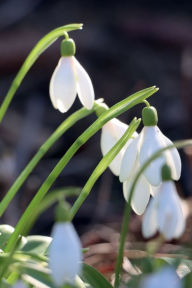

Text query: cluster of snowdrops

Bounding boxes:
[0,24,191,288]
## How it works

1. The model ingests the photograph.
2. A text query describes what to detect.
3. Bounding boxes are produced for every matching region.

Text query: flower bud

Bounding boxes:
[55,201,71,222]
[60,38,76,57]
[49,222,82,286]
[142,106,158,126]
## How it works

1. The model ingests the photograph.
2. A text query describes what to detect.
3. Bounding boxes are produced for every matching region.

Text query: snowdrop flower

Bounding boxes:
[50,38,94,113]
[122,158,159,215]
[142,164,185,240]
[140,267,182,288]
[100,114,138,176]
[49,222,82,286]
[120,106,181,187]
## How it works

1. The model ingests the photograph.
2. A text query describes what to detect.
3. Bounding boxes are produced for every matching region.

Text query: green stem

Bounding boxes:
[5,86,158,252]
[143,100,150,107]
[69,118,141,220]
[114,138,192,287]
[0,102,97,217]
[114,199,133,288]
[0,23,82,123]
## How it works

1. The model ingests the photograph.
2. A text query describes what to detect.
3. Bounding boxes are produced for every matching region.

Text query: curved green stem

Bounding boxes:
[0,23,82,123]
[143,100,150,107]
[5,86,158,252]
[0,102,97,217]
[69,118,141,220]
[114,138,192,287]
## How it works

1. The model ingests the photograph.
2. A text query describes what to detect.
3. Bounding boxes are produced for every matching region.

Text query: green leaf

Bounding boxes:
[81,263,113,288]
[21,235,52,256]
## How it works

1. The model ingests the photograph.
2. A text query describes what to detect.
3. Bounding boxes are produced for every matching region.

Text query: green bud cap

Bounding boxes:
[95,102,109,117]
[142,106,158,126]
[60,38,76,57]
[161,163,172,181]
[55,201,71,222]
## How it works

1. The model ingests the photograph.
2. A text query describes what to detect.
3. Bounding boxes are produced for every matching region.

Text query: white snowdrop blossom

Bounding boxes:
[120,126,181,187]
[140,267,182,288]
[142,181,185,240]
[120,133,160,214]
[100,118,138,176]
[49,222,82,286]
[120,106,181,187]
[50,38,94,113]
[119,106,181,214]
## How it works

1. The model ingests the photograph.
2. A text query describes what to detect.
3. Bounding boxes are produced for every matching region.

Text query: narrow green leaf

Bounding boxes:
[81,263,113,288]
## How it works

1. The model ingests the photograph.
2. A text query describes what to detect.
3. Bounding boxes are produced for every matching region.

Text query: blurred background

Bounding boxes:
[0,0,192,277]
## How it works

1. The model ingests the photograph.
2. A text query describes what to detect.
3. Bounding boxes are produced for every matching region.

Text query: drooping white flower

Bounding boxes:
[120,106,181,187]
[142,181,185,240]
[100,118,138,176]
[140,267,182,288]
[49,38,94,113]
[49,222,82,286]
[119,132,160,214]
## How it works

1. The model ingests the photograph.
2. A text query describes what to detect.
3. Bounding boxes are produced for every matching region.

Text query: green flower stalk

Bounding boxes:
[0,24,82,123]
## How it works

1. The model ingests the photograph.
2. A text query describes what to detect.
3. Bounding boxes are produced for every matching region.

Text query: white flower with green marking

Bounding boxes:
[49,222,82,286]
[50,38,94,113]
[119,106,181,214]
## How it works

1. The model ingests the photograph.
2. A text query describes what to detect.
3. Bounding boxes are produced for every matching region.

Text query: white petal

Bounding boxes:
[74,57,94,109]
[150,184,161,197]
[142,196,158,238]
[120,135,140,182]
[139,126,165,186]
[49,223,82,286]
[157,182,185,240]
[160,132,181,180]
[140,267,181,288]
[49,57,77,113]
[100,119,128,176]
[123,172,151,215]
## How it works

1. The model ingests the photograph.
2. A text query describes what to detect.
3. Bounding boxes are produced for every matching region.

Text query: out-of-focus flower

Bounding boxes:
[120,106,181,187]
[12,281,27,288]
[50,38,94,113]
[142,165,185,240]
[140,267,182,288]
[100,117,138,176]
[49,222,82,286]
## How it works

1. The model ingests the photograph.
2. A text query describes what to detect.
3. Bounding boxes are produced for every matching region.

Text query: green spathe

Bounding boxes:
[55,201,71,222]
[142,106,158,126]
[61,38,76,57]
